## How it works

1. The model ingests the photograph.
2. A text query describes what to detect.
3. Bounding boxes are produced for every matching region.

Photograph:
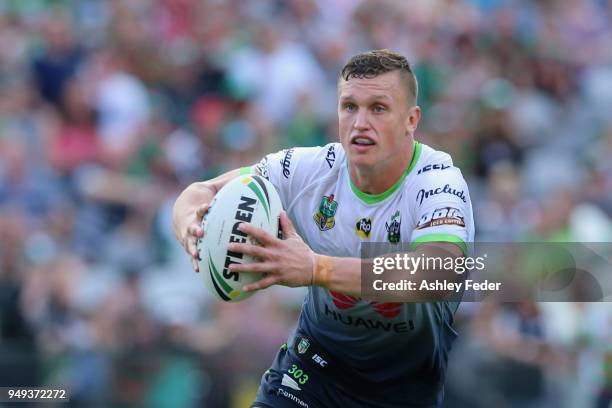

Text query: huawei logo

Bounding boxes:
[330,291,402,318]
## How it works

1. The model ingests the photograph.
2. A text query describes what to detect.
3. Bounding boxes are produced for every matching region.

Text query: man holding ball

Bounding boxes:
[173,49,474,407]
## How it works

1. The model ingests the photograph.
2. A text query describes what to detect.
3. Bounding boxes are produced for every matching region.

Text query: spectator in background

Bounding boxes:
[48,76,100,177]
[32,13,84,107]
[90,48,151,170]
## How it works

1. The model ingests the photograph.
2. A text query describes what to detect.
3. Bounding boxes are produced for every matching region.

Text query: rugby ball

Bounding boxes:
[198,175,282,302]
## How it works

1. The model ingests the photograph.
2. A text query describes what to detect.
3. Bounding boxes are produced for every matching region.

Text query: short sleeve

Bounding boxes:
[409,169,473,255]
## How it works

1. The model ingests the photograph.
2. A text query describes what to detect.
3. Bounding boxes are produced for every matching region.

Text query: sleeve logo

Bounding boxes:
[254,156,270,180]
[416,207,465,230]
[325,145,336,168]
[417,163,450,174]
[416,184,466,206]
[280,148,294,178]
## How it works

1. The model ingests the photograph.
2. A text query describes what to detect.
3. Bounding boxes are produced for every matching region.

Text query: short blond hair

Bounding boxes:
[340,49,418,106]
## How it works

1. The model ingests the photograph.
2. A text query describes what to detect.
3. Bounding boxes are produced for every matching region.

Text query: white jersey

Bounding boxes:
[251,141,474,405]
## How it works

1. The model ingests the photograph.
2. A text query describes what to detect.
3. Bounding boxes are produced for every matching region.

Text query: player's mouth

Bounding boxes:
[350,135,376,152]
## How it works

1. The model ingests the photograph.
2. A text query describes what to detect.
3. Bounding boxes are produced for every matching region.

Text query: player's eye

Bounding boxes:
[343,103,357,112]
[372,104,386,113]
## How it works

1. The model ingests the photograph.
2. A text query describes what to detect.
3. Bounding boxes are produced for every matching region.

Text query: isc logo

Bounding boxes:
[312,354,327,367]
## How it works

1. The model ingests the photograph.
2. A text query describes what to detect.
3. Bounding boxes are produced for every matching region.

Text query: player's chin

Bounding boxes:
[348,145,377,165]
[349,158,379,171]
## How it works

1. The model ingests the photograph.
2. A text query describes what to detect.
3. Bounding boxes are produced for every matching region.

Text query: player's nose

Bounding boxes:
[353,109,370,130]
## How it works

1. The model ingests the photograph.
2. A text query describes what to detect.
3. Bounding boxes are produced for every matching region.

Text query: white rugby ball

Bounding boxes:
[198,174,283,302]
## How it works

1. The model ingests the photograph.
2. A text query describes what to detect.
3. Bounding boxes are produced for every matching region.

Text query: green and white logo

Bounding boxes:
[297,338,310,354]
[313,194,338,231]
[385,210,401,244]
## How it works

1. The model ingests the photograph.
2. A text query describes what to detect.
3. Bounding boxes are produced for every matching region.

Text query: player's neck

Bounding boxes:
[349,143,414,195]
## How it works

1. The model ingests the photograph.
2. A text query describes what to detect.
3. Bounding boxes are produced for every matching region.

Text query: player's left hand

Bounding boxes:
[227,211,315,292]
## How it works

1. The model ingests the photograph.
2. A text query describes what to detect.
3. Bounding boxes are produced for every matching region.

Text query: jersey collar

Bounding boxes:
[348,141,422,205]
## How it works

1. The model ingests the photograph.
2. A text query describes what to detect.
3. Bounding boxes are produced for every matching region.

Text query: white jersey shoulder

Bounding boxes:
[414,145,454,176]
[253,143,343,209]
[407,144,473,250]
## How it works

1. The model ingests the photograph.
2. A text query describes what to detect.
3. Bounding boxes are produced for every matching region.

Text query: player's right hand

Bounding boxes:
[175,202,210,272]
[172,169,244,273]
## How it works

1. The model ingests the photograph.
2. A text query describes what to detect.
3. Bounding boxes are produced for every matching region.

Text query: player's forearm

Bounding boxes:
[172,169,241,241]
[313,243,464,301]
[172,181,214,239]
[316,256,363,297]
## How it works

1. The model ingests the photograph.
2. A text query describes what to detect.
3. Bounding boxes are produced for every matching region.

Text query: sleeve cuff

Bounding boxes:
[410,234,468,256]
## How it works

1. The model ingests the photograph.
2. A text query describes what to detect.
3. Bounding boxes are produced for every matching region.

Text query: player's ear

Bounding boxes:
[405,105,421,135]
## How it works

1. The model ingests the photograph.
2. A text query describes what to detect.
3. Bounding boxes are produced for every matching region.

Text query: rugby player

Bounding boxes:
[173,49,474,407]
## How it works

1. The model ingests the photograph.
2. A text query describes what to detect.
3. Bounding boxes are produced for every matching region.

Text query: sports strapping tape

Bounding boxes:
[312,255,333,288]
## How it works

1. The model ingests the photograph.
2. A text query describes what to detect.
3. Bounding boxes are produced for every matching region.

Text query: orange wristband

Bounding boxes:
[312,255,333,288]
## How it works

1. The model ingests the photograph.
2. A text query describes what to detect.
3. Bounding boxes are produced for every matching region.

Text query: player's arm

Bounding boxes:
[172,167,248,272]
[230,215,464,301]
[322,242,464,300]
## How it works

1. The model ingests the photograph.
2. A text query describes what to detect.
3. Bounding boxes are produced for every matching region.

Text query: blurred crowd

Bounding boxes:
[0,0,611,407]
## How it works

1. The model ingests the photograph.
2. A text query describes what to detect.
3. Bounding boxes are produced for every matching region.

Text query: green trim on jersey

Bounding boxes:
[239,166,251,175]
[411,233,467,256]
[348,142,423,205]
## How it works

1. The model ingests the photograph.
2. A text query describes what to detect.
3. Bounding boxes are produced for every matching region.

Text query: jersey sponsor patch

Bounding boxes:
[416,207,465,230]
[280,148,294,178]
[324,302,414,332]
[371,302,402,318]
[417,163,450,174]
[385,210,401,243]
[355,217,372,238]
[330,292,403,319]
[330,291,359,310]
[277,388,309,407]
[313,194,338,231]
[416,184,466,206]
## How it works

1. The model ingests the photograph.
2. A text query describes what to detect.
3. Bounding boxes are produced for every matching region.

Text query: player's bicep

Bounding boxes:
[250,146,325,209]
[248,151,289,206]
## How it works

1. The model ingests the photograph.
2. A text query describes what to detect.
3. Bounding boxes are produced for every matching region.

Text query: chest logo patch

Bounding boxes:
[313,194,338,231]
[355,218,372,239]
[385,210,401,243]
